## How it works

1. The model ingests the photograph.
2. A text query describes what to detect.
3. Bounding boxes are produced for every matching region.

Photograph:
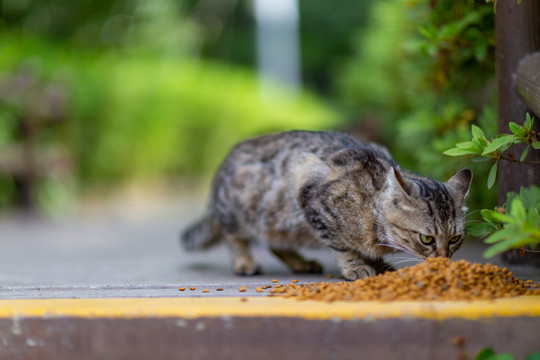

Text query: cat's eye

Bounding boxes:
[420,234,435,245]
[449,235,462,244]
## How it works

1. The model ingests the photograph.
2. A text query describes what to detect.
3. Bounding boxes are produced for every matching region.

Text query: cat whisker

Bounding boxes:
[377,242,412,255]
[377,234,423,260]
[378,239,411,254]
[378,262,397,271]
[388,255,414,260]
[465,209,483,218]
[465,219,483,224]
[391,258,422,267]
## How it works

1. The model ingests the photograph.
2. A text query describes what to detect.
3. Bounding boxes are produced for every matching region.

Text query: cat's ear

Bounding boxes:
[447,169,472,202]
[387,167,413,198]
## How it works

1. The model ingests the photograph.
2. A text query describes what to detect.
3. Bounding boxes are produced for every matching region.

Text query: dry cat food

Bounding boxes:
[270,258,540,302]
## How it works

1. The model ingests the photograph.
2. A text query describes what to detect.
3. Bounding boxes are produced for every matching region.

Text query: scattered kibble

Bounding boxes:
[274,284,283,288]
[239,288,246,292]
[526,280,534,284]
[255,287,263,292]
[326,274,334,279]
[291,279,299,283]
[189,287,196,291]
[202,289,209,293]
[216,287,224,291]
[270,258,540,302]
[271,279,278,283]
[178,287,186,291]
[262,285,272,289]
[241,298,248,302]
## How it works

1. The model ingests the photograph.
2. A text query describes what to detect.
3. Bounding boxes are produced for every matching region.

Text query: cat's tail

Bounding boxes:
[180,215,222,251]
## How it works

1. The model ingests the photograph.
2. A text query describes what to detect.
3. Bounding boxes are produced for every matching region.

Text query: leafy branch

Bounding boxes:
[444,113,540,258]
[467,186,540,258]
[444,113,540,188]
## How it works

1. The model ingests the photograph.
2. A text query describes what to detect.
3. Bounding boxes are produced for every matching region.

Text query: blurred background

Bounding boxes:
[0,0,497,219]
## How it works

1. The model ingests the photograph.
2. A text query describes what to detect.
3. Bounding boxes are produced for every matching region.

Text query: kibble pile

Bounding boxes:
[270,258,540,302]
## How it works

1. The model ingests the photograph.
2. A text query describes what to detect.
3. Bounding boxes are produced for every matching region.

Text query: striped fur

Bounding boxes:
[180,131,472,280]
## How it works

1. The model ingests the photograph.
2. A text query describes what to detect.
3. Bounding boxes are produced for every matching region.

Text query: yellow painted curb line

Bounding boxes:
[1,296,540,320]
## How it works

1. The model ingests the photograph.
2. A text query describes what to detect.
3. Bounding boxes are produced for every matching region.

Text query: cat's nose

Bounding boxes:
[435,247,449,258]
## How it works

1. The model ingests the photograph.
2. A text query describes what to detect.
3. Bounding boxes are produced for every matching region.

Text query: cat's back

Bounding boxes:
[223,130,374,167]
[213,130,397,199]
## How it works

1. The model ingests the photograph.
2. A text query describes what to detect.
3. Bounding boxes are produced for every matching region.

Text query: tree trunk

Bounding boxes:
[496,0,540,266]
[496,0,540,200]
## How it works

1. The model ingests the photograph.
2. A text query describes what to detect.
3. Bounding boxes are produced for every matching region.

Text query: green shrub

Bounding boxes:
[445,115,540,257]
[0,34,339,211]
[337,0,497,212]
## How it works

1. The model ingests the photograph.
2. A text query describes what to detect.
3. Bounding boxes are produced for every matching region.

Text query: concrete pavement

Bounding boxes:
[1,202,538,298]
[1,194,539,359]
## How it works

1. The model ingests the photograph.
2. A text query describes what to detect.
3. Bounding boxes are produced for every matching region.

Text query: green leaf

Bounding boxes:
[480,208,517,225]
[482,135,516,155]
[455,141,475,149]
[439,23,459,40]
[477,136,488,148]
[519,187,538,209]
[483,227,518,244]
[510,197,526,221]
[418,25,437,40]
[525,112,533,131]
[443,148,479,156]
[471,137,485,151]
[508,122,522,135]
[509,122,526,139]
[520,145,530,162]
[532,141,540,150]
[524,352,540,360]
[474,41,488,62]
[471,124,485,139]
[487,161,497,189]
[466,222,498,237]
[483,234,531,258]
[492,355,516,360]
[475,347,496,360]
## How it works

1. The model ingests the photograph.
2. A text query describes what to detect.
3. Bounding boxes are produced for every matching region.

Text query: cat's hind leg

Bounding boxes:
[226,235,262,275]
[270,249,323,274]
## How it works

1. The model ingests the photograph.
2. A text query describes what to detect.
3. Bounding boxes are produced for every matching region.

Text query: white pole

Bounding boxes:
[254,0,301,96]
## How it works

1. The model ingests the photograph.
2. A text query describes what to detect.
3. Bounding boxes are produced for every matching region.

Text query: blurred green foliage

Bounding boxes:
[0,0,339,211]
[475,348,540,360]
[337,0,497,211]
[0,35,337,179]
[0,0,503,216]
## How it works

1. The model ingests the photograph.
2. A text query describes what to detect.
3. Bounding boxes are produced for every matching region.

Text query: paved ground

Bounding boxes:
[1,194,539,359]
[0,193,539,299]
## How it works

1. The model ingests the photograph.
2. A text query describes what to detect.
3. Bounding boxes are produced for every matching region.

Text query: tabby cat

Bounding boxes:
[181,131,472,280]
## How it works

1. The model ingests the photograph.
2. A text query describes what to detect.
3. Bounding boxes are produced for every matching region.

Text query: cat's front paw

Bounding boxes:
[342,265,376,281]
[233,259,263,276]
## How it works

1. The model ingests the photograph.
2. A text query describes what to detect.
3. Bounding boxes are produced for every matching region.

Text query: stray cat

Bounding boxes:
[181,131,472,280]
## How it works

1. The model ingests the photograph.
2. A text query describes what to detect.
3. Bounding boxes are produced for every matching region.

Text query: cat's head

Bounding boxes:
[379,168,472,259]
